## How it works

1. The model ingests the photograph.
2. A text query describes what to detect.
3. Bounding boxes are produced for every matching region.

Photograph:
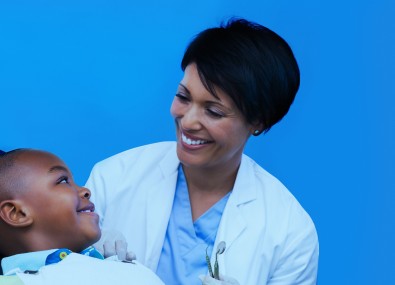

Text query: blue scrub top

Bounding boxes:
[156,166,230,285]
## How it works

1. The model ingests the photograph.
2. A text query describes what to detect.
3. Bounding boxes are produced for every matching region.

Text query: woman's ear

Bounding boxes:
[250,122,265,136]
[0,200,33,227]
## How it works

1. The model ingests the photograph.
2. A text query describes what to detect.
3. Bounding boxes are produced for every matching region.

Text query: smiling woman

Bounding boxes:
[86,18,318,285]
[172,63,253,181]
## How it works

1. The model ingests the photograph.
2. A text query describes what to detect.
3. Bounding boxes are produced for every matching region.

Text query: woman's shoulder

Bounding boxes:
[240,154,311,219]
[241,154,290,194]
[96,142,176,166]
[87,142,178,179]
[87,142,179,186]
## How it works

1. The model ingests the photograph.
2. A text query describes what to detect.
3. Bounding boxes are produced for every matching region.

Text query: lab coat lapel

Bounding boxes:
[213,156,257,274]
[144,146,179,270]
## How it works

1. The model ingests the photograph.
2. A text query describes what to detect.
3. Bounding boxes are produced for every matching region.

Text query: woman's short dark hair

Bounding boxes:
[181,18,300,133]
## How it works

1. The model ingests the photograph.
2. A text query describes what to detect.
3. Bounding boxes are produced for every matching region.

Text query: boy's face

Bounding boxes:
[15,150,101,252]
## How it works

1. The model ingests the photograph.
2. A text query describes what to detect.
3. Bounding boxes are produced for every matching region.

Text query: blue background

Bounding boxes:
[1,1,394,284]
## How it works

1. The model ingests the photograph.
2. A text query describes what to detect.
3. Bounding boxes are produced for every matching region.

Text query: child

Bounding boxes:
[0,149,164,285]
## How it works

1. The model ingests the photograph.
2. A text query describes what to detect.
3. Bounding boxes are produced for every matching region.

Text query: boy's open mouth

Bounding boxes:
[77,203,95,213]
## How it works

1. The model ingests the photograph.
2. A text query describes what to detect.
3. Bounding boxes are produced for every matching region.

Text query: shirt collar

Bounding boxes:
[1,247,103,276]
[1,249,56,276]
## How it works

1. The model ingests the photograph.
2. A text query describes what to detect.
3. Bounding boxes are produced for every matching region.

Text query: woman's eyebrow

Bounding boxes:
[178,83,190,94]
[48,165,69,173]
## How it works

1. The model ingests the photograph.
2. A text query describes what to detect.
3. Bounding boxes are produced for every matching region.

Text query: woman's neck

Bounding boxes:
[182,161,241,221]
[182,163,239,194]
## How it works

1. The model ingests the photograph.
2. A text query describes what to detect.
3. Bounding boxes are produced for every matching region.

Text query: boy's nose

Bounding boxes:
[79,187,91,199]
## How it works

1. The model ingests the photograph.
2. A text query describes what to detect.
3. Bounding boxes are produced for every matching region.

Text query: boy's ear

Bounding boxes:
[0,200,33,227]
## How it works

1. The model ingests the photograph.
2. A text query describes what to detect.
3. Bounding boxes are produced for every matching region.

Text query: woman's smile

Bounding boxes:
[181,132,210,146]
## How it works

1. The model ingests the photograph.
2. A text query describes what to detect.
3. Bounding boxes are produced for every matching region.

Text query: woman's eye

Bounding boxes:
[207,109,224,118]
[175,93,189,103]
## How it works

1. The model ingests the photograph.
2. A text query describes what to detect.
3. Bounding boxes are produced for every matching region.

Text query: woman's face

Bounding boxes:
[170,63,254,171]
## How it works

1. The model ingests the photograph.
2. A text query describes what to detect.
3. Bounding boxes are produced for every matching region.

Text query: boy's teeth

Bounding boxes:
[182,133,207,145]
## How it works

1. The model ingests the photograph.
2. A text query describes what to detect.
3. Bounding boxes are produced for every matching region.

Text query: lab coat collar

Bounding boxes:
[159,142,179,178]
[231,154,258,205]
[145,144,179,270]
[212,155,258,274]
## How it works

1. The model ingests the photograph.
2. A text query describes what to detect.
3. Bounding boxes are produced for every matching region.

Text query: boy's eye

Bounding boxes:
[58,176,69,184]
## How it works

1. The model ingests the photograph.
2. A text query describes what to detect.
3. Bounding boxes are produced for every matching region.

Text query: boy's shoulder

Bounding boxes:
[0,276,24,285]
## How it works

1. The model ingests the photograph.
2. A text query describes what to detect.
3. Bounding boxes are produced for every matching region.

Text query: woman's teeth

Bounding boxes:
[182,133,208,145]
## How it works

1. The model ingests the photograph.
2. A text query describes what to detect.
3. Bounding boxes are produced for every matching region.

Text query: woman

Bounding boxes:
[86,18,319,285]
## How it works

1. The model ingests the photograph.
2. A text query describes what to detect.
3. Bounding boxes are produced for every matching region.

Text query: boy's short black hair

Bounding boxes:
[181,18,300,133]
[0,149,29,199]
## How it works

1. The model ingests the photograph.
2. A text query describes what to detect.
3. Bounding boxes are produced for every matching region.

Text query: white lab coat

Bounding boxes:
[86,142,319,285]
[16,254,164,285]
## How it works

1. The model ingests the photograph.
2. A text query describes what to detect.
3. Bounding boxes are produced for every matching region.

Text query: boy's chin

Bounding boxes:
[92,229,102,245]
[72,230,102,252]
[88,228,102,246]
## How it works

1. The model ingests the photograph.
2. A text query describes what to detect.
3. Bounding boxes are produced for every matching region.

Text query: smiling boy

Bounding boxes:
[0,149,163,285]
[0,149,101,260]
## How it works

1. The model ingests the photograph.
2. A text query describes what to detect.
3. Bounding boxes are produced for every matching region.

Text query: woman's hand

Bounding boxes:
[93,229,136,262]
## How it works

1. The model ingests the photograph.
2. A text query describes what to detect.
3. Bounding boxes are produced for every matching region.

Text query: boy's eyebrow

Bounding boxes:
[48,165,69,173]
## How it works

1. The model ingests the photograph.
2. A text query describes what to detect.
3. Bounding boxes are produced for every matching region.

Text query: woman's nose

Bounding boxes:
[79,187,91,199]
[180,106,202,131]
